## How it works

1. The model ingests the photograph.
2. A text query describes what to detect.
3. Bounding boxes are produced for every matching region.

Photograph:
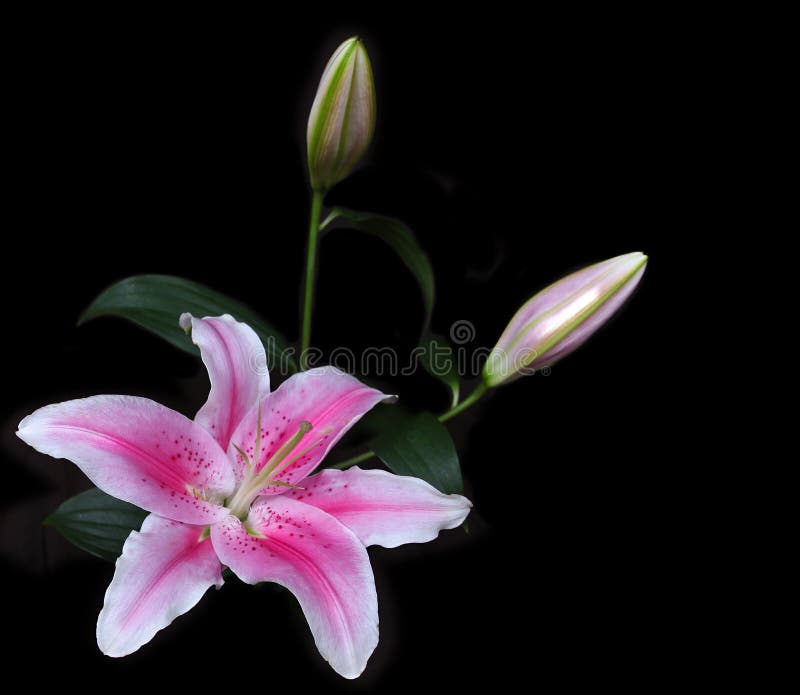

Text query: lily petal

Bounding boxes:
[17,396,234,524]
[180,313,269,450]
[98,514,223,657]
[212,498,378,679]
[298,467,472,548]
[228,367,390,493]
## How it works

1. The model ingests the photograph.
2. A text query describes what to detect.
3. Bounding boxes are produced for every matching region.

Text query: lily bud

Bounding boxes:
[483,252,647,387]
[307,37,376,192]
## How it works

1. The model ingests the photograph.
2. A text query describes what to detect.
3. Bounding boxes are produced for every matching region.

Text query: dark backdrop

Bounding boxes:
[3,9,678,691]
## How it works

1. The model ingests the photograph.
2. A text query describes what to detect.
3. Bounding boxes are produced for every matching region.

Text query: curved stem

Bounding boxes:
[437,382,487,423]
[300,190,325,369]
[319,208,341,232]
[329,451,375,470]
[327,382,489,471]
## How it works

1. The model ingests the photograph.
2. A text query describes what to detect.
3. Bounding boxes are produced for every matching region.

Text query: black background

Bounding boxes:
[3,9,679,691]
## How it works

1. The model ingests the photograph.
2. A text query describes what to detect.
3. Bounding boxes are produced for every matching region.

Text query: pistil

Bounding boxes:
[227,420,313,519]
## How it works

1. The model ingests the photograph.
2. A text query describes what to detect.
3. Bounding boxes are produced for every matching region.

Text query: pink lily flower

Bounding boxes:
[17,314,471,678]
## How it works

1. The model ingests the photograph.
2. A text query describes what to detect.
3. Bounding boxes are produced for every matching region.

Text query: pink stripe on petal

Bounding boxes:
[212,497,378,679]
[97,514,223,657]
[228,367,390,494]
[17,396,234,524]
[181,313,269,451]
[300,467,472,548]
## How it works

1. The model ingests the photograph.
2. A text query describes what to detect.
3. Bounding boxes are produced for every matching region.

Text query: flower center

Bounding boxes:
[226,419,313,520]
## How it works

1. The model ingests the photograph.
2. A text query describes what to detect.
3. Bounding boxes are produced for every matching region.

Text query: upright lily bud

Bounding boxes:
[307,37,376,192]
[483,252,647,387]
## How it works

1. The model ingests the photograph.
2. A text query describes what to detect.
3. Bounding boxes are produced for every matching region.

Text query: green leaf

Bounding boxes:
[79,274,296,373]
[419,332,460,408]
[328,208,435,338]
[44,488,148,562]
[370,411,463,494]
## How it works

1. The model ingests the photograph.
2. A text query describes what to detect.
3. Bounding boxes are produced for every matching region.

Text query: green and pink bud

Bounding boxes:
[307,37,376,192]
[483,252,647,387]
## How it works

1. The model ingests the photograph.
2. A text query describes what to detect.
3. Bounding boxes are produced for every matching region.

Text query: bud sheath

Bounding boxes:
[307,37,376,192]
[483,252,647,386]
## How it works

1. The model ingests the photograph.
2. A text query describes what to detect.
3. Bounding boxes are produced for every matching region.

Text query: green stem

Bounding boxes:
[328,382,489,470]
[438,382,487,422]
[300,190,325,370]
[329,451,375,470]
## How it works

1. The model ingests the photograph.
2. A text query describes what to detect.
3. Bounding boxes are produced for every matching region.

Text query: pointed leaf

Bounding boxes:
[79,274,296,373]
[329,208,434,337]
[370,411,462,494]
[44,488,148,562]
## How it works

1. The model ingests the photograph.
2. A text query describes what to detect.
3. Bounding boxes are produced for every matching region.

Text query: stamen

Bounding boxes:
[258,420,313,480]
[268,480,306,490]
[269,443,315,479]
[267,426,332,479]
[252,402,263,466]
[232,442,251,467]
[226,421,313,520]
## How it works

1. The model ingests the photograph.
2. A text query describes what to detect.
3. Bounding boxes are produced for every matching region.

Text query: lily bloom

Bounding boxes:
[17,314,471,678]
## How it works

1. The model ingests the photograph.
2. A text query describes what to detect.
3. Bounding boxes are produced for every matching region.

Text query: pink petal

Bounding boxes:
[180,313,269,450]
[17,396,234,524]
[228,367,390,493]
[212,497,378,679]
[97,514,223,657]
[299,467,472,548]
